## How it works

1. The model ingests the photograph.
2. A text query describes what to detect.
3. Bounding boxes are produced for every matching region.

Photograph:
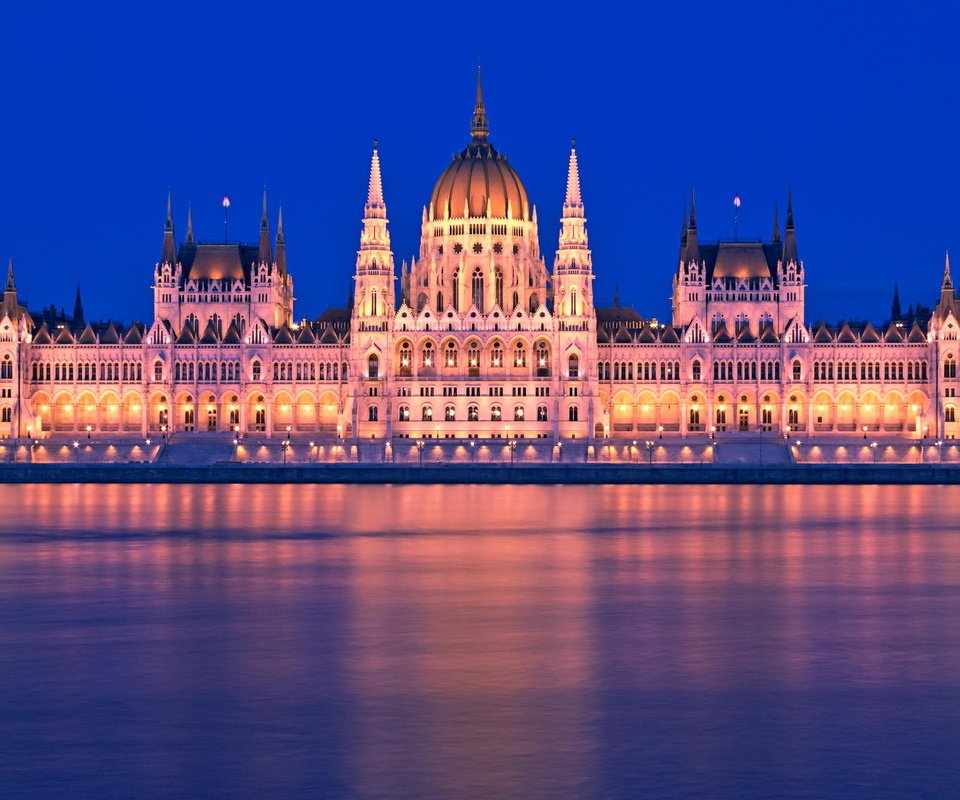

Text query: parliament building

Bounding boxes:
[1,75,958,445]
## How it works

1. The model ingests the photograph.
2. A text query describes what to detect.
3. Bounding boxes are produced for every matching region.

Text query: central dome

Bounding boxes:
[429,74,530,222]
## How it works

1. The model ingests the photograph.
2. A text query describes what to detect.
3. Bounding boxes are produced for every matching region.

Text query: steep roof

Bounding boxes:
[701,240,782,283]
[179,242,261,282]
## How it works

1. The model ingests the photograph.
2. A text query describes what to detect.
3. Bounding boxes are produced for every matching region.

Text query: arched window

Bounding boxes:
[537,405,548,421]
[568,354,579,378]
[514,405,525,421]
[1,407,10,423]
[692,359,701,381]
[568,405,579,422]
[3,355,15,380]
[491,404,502,421]
[421,341,434,368]
[370,289,378,316]
[512,291,519,311]
[793,360,802,381]
[436,291,444,313]
[398,405,410,421]
[422,405,433,421]
[945,354,956,379]
[252,360,261,381]
[445,404,456,421]
[472,267,484,312]
[467,404,479,422]
[367,353,379,379]
[494,267,504,310]
[445,341,458,368]
[452,269,461,312]
[514,342,526,368]
[154,360,163,382]
[490,341,504,368]
[535,342,549,376]
[398,342,412,376]
[570,288,578,316]
[467,341,480,376]
[368,405,379,422]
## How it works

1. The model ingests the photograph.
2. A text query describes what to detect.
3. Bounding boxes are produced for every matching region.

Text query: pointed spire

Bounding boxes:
[565,139,582,206]
[613,284,621,307]
[892,281,902,319]
[772,202,781,243]
[782,189,798,265]
[258,188,272,263]
[185,204,194,245]
[73,284,84,327]
[683,189,700,265]
[5,258,15,294]
[276,206,287,275]
[470,65,489,141]
[367,140,384,207]
[943,251,953,291]
[161,190,176,264]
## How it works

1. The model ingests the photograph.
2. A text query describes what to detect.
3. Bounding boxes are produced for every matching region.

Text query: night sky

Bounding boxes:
[1,1,957,327]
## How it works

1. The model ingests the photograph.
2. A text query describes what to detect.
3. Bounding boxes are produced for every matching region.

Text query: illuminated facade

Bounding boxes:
[2,74,958,444]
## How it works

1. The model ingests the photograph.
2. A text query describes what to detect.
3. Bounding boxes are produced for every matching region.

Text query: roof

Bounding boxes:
[701,241,782,282]
[179,242,260,282]
[430,140,529,220]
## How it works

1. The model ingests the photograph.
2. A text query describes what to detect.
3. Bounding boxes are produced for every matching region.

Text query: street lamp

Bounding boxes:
[281,437,290,464]
[309,441,316,463]
[863,425,868,439]
[557,440,563,463]
[416,439,425,466]
[469,439,475,462]
[632,439,638,464]
[645,439,654,464]
[870,440,878,463]
[73,440,79,463]
[936,439,943,463]
[86,424,92,440]
[794,440,802,463]
[658,424,663,440]
[161,424,167,442]
[509,439,517,465]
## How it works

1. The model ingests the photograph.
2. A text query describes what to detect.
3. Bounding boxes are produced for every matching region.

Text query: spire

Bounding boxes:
[258,187,272,263]
[5,258,15,294]
[782,189,798,265]
[943,251,953,291]
[891,282,902,320]
[772,202,781,243]
[367,140,384,207]
[73,284,84,327]
[470,65,489,141]
[161,190,176,264]
[276,206,287,275]
[185,204,194,245]
[565,139,582,206]
[682,189,700,265]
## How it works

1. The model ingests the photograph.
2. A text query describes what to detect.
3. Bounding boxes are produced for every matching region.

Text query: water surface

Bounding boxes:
[1,483,959,799]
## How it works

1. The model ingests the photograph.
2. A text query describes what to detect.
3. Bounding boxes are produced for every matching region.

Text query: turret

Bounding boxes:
[258,188,272,264]
[185,204,195,246]
[275,206,287,276]
[554,140,594,319]
[73,284,84,327]
[160,190,176,265]
[353,141,395,322]
[782,189,798,266]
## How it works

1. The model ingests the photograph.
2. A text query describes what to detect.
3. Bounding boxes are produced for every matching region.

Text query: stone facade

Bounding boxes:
[2,77,959,444]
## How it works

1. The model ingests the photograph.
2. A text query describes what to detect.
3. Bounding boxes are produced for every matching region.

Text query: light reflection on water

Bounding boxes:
[1,484,959,799]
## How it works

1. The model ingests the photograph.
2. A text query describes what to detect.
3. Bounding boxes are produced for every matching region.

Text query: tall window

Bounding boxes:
[445,404,456,421]
[514,343,526,368]
[472,268,484,312]
[368,406,379,422]
[422,405,433,421]
[368,354,379,379]
[399,405,410,421]
[154,360,163,382]
[535,342,549,376]
[495,267,504,310]
[491,404,502,421]
[490,342,504,368]
[537,405,548,422]
[370,289,378,316]
[398,343,412,376]
[436,291,444,313]
[945,354,957,379]
[468,405,479,422]
[692,359,701,381]
[0,356,12,380]
[252,360,261,381]
[514,405,525,421]
[570,288,578,316]
[568,405,579,422]
[422,341,434,368]
[452,270,460,312]
[793,360,802,381]
[445,341,458,368]
[568,354,579,378]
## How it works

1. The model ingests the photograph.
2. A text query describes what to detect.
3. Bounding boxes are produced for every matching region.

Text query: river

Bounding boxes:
[1,483,959,799]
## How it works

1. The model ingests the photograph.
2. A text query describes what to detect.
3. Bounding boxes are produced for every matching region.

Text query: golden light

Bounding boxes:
[132,404,140,412]
[109,405,118,412]
[911,404,919,412]
[64,404,72,412]
[642,404,649,412]
[281,404,290,412]
[887,404,895,411]
[207,404,215,412]
[865,404,873,411]
[539,358,546,366]
[841,404,849,411]
[424,357,432,366]
[493,358,500,366]
[86,405,94,412]
[41,404,49,412]
[401,358,409,366]
[256,404,264,411]
[818,404,825,411]
[446,358,454,366]
[326,404,334,411]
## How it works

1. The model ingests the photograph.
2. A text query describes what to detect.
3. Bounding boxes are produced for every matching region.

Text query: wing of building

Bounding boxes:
[1,72,957,444]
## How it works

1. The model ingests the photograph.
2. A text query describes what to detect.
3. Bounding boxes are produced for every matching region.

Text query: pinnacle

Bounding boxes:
[565,142,582,206]
[367,141,384,207]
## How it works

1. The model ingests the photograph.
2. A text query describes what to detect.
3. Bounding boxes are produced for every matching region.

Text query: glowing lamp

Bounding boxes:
[222,196,231,208]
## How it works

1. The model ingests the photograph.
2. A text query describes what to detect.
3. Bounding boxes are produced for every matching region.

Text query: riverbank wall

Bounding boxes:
[1,462,959,484]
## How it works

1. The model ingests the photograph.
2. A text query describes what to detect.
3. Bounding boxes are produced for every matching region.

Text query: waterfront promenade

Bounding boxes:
[0,434,959,484]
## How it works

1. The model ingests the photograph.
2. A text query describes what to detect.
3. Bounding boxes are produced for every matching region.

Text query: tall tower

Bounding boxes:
[352,141,395,327]
[553,141,594,322]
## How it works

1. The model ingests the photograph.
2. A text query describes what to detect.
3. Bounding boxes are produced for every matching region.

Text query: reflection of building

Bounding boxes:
[1,72,957,443]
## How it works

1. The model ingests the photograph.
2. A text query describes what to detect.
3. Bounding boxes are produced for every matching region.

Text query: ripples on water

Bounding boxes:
[1,484,959,799]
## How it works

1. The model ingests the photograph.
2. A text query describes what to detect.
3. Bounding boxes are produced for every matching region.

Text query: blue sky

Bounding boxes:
[1,0,957,325]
